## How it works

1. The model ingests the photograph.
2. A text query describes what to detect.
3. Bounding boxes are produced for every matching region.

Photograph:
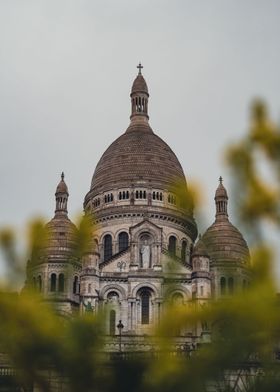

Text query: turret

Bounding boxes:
[55,172,69,217]
[191,236,211,301]
[130,63,150,123]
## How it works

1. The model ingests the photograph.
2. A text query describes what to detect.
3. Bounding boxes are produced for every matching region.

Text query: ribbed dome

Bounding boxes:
[215,177,228,199]
[56,172,68,194]
[34,173,79,264]
[90,123,188,194]
[192,236,209,257]
[131,74,149,95]
[202,220,249,265]
[202,179,249,265]
[41,216,78,262]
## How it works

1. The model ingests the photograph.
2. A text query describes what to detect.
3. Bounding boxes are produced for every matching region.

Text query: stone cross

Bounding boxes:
[137,62,143,74]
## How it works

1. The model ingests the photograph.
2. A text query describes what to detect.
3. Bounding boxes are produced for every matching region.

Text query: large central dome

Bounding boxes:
[84,65,194,222]
[90,122,186,193]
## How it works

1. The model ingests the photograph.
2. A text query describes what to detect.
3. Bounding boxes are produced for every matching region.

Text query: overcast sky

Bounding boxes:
[0,1,279,280]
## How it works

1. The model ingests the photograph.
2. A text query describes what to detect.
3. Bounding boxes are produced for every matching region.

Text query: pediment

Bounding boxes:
[129,218,162,243]
[100,249,131,273]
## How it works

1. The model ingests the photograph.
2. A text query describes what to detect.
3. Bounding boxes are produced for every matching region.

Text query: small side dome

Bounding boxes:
[192,236,209,258]
[202,221,249,265]
[202,178,250,265]
[43,216,78,262]
[33,173,79,264]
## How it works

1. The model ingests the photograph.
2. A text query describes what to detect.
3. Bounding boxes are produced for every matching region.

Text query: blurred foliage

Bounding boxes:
[226,99,280,238]
[0,100,280,391]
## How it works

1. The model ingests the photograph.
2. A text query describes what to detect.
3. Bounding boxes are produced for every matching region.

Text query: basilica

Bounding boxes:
[26,65,251,350]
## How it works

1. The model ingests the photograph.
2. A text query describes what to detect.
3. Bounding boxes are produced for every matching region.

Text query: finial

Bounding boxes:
[137,62,143,75]
[61,172,65,181]
[219,176,223,185]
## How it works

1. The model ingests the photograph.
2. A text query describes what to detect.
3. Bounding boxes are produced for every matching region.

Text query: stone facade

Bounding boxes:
[25,66,250,349]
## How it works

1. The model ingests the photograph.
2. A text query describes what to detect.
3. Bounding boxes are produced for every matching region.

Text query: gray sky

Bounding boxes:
[0,1,279,280]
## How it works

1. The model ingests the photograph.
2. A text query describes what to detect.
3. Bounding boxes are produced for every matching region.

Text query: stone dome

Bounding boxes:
[88,66,189,195]
[215,177,228,199]
[42,216,78,262]
[202,220,249,265]
[192,236,209,258]
[131,74,149,95]
[84,66,195,222]
[35,174,79,264]
[202,179,249,265]
[90,123,187,193]
[56,172,68,194]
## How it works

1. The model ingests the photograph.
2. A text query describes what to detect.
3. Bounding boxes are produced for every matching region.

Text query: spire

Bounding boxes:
[130,63,149,122]
[215,176,228,221]
[55,172,69,216]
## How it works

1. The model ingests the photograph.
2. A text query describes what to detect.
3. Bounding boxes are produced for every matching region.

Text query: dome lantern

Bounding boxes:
[55,172,69,216]
[215,176,228,222]
[130,63,149,122]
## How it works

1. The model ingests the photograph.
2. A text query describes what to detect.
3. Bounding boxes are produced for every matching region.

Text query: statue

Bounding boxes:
[140,240,150,268]
[83,299,94,313]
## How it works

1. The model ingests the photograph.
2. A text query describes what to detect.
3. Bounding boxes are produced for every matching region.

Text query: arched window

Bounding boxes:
[104,234,112,261]
[37,275,42,292]
[168,236,177,257]
[73,276,78,294]
[172,292,184,305]
[58,273,64,292]
[109,310,116,336]
[118,232,129,252]
[50,273,56,292]
[181,240,187,262]
[220,277,226,296]
[228,277,234,295]
[88,283,91,293]
[141,289,151,324]
[107,291,119,303]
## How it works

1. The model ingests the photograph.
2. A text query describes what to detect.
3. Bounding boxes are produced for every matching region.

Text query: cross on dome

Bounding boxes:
[137,62,143,74]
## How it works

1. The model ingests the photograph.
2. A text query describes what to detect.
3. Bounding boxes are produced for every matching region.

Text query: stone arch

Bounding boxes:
[118,231,129,252]
[100,284,126,301]
[168,234,178,256]
[180,237,189,246]
[115,227,129,239]
[132,282,159,298]
[164,286,191,301]
[99,230,115,243]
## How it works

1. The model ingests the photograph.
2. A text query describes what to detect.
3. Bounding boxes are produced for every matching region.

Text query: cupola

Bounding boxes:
[130,63,149,122]
[55,172,69,216]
